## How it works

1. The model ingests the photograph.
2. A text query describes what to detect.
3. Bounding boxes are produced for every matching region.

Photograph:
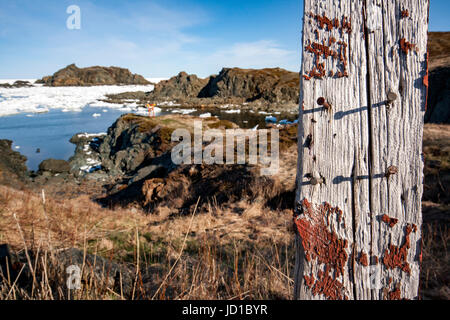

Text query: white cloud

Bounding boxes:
[183,40,299,77]
[215,40,296,67]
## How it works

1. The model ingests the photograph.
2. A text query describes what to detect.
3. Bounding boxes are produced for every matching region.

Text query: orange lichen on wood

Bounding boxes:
[309,12,334,31]
[381,214,398,227]
[358,251,369,266]
[305,41,338,60]
[387,285,402,300]
[304,274,315,288]
[400,38,416,55]
[308,12,352,34]
[382,224,416,274]
[294,199,349,278]
[401,9,409,18]
[340,16,352,34]
[311,266,347,300]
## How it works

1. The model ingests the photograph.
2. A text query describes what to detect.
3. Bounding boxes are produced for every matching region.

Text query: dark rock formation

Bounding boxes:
[146,67,299,105]
[0,80,33,88]
[0,140,28,184]
[38,159,71,174]
[425,66,450,123]
[37,64,150,87]
[90,114,282,214]
[199,67,299,104]
[149,71,210,100]
[425,32,450,124]
[97,114,176,176]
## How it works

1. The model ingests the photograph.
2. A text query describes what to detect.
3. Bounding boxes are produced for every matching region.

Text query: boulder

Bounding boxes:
[37,64,150,87]
[38,159,71,174]
[98,114,176,175]
[0,139,28,183]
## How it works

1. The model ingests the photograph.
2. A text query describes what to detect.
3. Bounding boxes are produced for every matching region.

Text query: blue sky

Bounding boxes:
[0,0,448,79]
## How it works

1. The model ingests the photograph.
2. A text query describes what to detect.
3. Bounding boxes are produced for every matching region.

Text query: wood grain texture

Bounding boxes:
[294,0,428,300]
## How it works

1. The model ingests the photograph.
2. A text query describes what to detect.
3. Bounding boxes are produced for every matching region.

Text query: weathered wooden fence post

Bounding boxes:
[294,0,429,300]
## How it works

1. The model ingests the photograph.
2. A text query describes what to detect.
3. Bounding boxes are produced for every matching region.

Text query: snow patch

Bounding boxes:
[0,81,154,117]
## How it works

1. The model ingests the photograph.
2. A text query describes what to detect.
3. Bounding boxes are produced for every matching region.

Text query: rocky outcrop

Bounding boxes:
[425,66,450,123]
[0,140,28,184]
[425,32,450,124]
[89,114,282,214]
[37,64,150,87]
[199,67,299,104]
[149,72,210,100]
[146,67,299,105]
[97,114,176,176]
[0,80,33,88]
[38,159,71,174]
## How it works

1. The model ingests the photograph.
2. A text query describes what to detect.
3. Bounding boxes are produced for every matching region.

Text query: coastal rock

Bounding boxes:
[37,64,150,87]
[98,114,176,175]
[38,159,71,174]
[0,139,28,184]
[199,67,299,104]
[0,80,33,88]
[142,68,299,107]
[149,71,210,100]
[69,133,106,177]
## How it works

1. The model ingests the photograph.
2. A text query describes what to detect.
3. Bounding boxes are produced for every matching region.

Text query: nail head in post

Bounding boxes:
[386,165,398,177]
[310,176,324,185]
[317,97,331,110]
[387,91,398,104]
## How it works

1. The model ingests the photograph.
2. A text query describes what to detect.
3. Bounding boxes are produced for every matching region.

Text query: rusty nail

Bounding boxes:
[317,97,332,110]
[311,176,324,185]
[385,165,398,177]
[387,91,398,104]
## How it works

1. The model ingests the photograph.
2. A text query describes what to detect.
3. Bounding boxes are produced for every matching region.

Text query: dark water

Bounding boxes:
[0,106,297,171]
[188,108,297,129]
[0,107,166,171]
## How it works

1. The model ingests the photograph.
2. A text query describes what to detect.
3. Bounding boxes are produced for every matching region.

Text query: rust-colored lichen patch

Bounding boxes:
[386,285,402,300]
[304,274,315,288]
[293,199,349,299]
[401,10,409,18]
[382,224,416,274]
[358,251,369,266]
[400,38,416,55]
[312,266,347,300]
[381,214,398,228]
[308,12,352,34]
[302,12,350,80]
[304,39,348,80]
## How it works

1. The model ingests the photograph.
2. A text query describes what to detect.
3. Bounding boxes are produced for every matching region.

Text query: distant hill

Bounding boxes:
[36,64,150,87]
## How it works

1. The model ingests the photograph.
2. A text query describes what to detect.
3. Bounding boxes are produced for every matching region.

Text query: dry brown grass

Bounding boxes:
[428,32,450,70]
[0,124,447,300]
[0,185,294,300]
